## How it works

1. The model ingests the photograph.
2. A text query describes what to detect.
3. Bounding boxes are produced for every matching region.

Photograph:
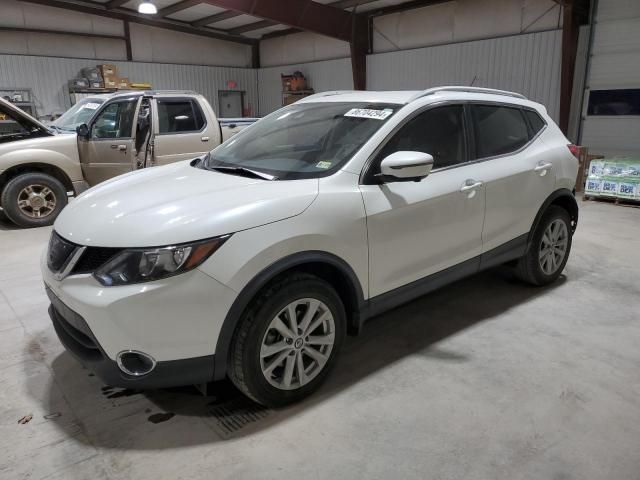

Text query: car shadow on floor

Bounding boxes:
[39,266,565,449]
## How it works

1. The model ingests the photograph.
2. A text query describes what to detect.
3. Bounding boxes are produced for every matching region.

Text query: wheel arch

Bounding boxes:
[0,162,74,196]
[212,251,365,380]
[527,188,578,251]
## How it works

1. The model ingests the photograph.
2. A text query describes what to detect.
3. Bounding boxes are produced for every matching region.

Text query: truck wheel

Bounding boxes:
[228,273,346,407]
[515,205,572,286]
[1,173,68,228]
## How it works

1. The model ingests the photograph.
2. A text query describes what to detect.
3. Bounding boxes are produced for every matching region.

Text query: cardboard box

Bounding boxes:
[117,77,130,89]
[98,64,118,77]
[103,74,118,89]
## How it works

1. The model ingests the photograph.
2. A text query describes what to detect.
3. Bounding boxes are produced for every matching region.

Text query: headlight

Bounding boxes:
[94,235,230,286]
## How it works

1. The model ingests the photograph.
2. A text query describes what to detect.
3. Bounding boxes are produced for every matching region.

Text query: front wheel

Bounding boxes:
[228,273,346,407]
[515,205,572,286]
[1,173,68,228]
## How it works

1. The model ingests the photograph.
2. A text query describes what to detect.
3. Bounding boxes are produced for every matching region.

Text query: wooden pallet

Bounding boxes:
[583,194,640,209]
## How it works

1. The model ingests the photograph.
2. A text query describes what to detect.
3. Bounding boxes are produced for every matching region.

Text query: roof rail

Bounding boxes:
[408,86,527,102]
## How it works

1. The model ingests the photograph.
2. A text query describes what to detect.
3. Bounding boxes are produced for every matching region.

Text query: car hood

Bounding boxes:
[0,131,76,156]
[54,161,319,247]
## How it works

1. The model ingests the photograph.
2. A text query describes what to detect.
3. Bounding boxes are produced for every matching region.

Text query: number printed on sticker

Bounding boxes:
[344,108,393,120]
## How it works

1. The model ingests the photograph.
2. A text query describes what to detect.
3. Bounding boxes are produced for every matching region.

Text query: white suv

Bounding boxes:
[42,87,578,407]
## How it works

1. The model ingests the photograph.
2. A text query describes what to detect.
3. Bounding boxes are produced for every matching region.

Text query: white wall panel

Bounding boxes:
[260,32,350,67]
[128,24,252,67]
[257,58,353,115]
[368,29,562,120]
[373,0,561,53]
[0,54,258,118]
[579,0,640,156]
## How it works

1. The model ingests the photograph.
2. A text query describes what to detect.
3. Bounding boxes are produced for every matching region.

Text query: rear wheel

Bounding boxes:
[228,273,346,407]
[515,205,572,286]
[1,173,67,228]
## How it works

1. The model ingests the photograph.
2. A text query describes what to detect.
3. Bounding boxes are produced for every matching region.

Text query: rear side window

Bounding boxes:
[157,99,205,134]
[471,105,529,158]
[524,109,546,136]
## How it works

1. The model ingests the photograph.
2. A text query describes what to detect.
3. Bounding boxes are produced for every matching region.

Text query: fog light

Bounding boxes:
[116,350,156,376]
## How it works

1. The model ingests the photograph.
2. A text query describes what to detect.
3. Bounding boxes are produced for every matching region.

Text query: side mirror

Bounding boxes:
[379,151,434,182]
[76,123,89,138]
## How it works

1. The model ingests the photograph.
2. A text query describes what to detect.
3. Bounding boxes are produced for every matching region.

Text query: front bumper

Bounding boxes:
[41,248,238,386]
[47,286,215,388]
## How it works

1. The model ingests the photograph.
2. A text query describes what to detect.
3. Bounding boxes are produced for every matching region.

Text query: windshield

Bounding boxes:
[52,98,105,132]
[205,102,399,180]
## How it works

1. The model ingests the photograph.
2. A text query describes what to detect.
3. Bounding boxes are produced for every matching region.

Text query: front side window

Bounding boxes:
[91,100,137,139]
[206,102,399,180]
[157,99,205,134]
[471,105,529,158]
[376,105,467,170]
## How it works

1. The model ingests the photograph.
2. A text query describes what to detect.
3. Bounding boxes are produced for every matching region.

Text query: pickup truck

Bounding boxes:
[0,91,257,227]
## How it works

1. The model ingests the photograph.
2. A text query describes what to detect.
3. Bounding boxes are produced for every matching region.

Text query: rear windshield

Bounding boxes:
[206,102,399,180]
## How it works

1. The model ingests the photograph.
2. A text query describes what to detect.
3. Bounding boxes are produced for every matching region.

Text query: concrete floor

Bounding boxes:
[1,198,639,480]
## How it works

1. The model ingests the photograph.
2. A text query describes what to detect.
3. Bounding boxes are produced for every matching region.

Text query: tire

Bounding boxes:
[515,205,572,286]
[228,273,346,407]
[1,173,68,228]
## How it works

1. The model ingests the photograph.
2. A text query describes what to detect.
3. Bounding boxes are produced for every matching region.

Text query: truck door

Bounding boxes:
[151,97,211,166]
[78,96,141,186]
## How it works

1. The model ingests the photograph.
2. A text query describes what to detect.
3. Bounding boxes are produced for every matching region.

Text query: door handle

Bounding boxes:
[111,144,127,151]
[460,180,483,192]
[534,162,553,175]
[201,136,210,142]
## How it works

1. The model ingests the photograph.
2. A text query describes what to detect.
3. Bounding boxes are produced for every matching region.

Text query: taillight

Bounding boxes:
[567,144,580,159]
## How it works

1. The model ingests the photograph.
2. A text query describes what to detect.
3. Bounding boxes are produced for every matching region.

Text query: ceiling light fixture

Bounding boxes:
[138,1,157,14]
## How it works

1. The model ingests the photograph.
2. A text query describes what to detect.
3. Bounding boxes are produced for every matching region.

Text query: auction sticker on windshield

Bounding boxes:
[82,103,101,110]
[344,108,393,120]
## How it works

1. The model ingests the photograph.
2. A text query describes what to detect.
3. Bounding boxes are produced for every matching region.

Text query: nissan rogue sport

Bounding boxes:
[42,87,578,407]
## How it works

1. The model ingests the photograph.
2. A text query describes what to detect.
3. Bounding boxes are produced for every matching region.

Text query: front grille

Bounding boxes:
[47,231,76,272]
[72,247,123,274]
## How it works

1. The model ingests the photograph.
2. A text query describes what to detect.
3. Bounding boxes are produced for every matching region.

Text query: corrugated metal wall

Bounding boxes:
[257,58,353,116]
[368,29,563,121]
[0,54,258,118]
[579,0,640,157]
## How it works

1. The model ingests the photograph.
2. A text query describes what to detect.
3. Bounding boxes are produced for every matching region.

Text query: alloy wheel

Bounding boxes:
[539,219,568,275]
[260,298,335,391]
[17,184,57,219]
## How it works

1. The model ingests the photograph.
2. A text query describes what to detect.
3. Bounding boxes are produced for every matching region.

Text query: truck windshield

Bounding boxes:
[52,98,105,132]
[206,102,399,180]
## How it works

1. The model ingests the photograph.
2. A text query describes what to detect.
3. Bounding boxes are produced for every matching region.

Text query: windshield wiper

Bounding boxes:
[209,165,278,181]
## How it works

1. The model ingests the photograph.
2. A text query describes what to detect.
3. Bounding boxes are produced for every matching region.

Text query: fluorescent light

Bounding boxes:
[138,1,157,14]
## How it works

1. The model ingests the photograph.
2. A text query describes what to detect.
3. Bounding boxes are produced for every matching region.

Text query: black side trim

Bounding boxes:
[364,257,480,320]
[479,233,528,270]
[527,189,578,251]
[363,233,529,321]
[212,251,365,380]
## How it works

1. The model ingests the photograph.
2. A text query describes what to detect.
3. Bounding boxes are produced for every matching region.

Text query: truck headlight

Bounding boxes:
[94,235,230,286]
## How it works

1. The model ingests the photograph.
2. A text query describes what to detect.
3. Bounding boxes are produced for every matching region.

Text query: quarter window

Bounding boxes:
[157,99,205,134]
[377,105,467,170]
[524,109,545,137]
[471,105,529,158]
